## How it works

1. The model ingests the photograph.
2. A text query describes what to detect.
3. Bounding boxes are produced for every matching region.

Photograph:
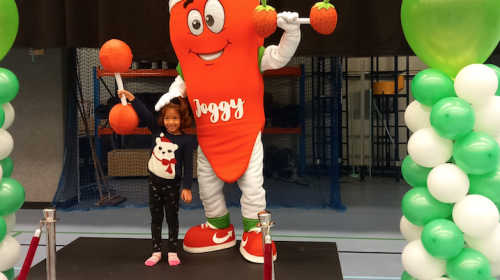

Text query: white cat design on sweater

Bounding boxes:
[148,133,179,179]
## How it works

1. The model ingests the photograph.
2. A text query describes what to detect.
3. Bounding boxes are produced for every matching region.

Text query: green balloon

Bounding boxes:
[401,271,418,280]
[0,157,13,177]
[411,69,457,107]
[453,132,500,175]
[2,268,14,280]
[469,165,500,211]
[486,64,500,96]
[447,248,491,280]
[402,155,432,187]
[0,105,4,128]
[421,219,464,260]
[430,97,475,140]
[401,155,432,187]
[402,187,453,227]
[0,216,5,242]
[0,68,19,104]
[0,178,25,216]
[0,0,18,62]
[401,0,500,78]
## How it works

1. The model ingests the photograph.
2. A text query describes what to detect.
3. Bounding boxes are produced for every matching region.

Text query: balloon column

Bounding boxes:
[400,0,500,279]
[99,39,139,135]
[0,1,23,280]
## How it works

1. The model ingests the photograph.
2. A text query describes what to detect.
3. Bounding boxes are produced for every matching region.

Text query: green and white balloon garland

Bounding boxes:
[401,64,500,280]
[0,1,23,279]
[400,0,500,279]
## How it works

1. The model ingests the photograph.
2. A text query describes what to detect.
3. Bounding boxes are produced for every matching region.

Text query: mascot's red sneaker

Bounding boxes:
[183,222,236,253]
[239,229,277,263]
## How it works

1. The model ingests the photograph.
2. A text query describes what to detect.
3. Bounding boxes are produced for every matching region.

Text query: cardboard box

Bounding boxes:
[108,149,198,178]
[108,149,150,177]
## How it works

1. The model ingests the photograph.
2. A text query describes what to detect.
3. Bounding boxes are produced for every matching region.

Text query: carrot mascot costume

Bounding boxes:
[157,0,301,263]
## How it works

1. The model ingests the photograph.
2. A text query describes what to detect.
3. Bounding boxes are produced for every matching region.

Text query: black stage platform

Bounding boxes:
[25,238,343,280]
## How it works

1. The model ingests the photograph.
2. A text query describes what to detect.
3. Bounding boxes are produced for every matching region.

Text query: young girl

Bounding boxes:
[118,89,194,267]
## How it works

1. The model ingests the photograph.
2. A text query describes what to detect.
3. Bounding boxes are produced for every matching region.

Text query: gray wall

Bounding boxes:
[0,48,66,202]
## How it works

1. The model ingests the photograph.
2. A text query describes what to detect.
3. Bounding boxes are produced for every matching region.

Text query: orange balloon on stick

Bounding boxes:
[99,39,138,135]
[99,39,133,73]
[99,39,133,105]
[108,104,139,135]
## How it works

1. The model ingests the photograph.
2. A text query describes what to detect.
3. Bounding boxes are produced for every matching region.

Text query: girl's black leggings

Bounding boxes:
[148,174,180,253]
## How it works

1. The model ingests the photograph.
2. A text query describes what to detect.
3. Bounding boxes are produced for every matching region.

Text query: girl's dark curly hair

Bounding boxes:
[157,97,192,130]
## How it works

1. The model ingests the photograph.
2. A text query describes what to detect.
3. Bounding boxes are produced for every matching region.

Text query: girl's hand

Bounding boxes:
[181,189,192,204]
[117,90,135,102]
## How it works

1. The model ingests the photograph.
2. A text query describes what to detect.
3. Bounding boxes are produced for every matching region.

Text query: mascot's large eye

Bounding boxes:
[188,10,203,36]
[204,0,224,34]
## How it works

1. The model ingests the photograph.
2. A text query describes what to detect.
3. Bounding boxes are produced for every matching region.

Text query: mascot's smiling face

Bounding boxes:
[169,0,262,67]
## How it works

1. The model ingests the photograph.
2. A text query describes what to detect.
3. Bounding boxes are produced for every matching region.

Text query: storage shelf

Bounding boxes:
[96,66,302,79]
[93,64,307,177]
[98,126,301,136]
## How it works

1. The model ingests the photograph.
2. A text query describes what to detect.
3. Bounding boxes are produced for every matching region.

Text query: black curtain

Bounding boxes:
[14,0,418,61]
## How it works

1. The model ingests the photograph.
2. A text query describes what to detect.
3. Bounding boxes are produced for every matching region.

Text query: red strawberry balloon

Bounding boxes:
[253,0,277,38]
[99,39,138,135]
[310,0,337,35]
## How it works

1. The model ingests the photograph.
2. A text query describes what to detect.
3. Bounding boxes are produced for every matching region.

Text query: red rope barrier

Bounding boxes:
[17,229,42,280]
[263,243,274,280]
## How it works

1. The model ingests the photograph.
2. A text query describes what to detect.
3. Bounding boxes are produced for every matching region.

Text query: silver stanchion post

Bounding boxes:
[42,208,59,280]
[258,211,275,280]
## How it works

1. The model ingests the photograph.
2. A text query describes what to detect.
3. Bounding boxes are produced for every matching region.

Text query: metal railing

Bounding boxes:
[18,208,59,280]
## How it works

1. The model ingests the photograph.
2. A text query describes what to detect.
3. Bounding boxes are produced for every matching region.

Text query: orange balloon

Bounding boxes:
[99,39,133,73]
[109,104,139,135]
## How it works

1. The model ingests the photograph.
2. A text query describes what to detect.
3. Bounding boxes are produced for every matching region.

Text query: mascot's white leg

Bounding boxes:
[197,146,227,218]
[238,132,277,263]
[183,146,237,254]
[238,132,266,225]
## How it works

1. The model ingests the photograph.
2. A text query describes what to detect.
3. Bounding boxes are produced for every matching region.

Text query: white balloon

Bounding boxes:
[0,273,7,280]
[453,195,499,238]
[472,96,500,135]
[455,64,498,105]
[407,128,453,168]
[0,129,13,161]
[0,236,21,271]
[491,260,500,277]
[402,240,446,280]
[464,224,500,262]
[427,163,469,203]
[405,100,432,133]
[400,215,423,242]
[1,103,14,130]
[1,213,15,234]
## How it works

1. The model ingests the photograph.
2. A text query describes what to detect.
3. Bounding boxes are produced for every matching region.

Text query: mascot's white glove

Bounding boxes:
[277,11,301,35]
[155,75,187,111]
[260,12,301,72]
